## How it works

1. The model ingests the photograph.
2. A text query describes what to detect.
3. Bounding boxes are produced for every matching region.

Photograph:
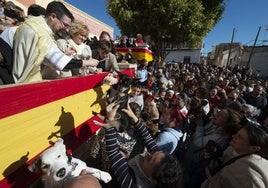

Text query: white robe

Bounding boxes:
[12,16,71,83]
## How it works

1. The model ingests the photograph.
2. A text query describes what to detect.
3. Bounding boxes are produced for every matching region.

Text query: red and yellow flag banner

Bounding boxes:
[116,47,153,62]
[0,69,134,188]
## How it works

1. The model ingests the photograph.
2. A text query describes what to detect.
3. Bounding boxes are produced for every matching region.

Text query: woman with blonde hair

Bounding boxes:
[57,20,93,76]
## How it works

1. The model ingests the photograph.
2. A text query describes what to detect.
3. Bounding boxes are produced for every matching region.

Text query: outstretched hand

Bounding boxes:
[106,102,120,121]
[65,46,77,56]
[93,102,120,129]
[122,104,138,123]
[83,59,99,67]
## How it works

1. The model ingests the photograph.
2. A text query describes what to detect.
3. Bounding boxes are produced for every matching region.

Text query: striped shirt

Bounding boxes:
[105,120,160,188]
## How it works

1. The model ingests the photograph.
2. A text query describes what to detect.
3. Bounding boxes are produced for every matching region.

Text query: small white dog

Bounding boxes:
[28,138,112,188]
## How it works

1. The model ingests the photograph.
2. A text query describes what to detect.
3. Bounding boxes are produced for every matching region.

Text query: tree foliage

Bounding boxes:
[105,0,225,49]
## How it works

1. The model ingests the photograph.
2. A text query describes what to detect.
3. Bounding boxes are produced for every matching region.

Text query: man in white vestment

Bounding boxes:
[12,1,98,83]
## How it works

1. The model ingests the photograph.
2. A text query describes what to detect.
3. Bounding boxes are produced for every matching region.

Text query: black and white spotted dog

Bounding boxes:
[28,138,112,188]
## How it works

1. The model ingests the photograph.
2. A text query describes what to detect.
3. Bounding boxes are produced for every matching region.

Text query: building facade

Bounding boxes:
[163,41,202,64]
[208,42,268,77]
[164,48,201,64]
[11,0,114,39]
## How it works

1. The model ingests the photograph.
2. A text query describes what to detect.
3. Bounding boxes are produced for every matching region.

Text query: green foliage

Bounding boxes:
[105,0,225,49]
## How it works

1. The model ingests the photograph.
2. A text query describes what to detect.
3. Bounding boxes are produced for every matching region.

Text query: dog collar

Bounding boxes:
[67,153,72,165]
[71,162,78,172]
[67,153,78,172]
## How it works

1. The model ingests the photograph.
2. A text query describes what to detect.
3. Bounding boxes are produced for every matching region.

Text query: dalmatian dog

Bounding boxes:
[28,138,112,188]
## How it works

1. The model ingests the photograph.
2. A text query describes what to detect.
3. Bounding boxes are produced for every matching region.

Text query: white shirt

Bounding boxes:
[0,26,18,48]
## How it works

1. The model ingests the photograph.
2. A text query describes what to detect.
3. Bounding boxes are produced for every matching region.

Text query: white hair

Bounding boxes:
[242,104,261,117]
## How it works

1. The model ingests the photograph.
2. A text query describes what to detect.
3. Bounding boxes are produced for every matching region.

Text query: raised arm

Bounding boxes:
[122,106,160,153]
[105,127,136,188]
[95,103,160,187]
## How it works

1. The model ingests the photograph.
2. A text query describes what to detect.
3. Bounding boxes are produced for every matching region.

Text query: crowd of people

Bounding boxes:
[142,60,268,187]
[1,1,268,188]
[84,53,268,187]
[90,57,268,187]
[84,54,268,187]
[87,56,268,188]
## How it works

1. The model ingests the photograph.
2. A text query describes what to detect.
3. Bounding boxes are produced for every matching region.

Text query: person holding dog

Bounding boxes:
[94,102,183,188]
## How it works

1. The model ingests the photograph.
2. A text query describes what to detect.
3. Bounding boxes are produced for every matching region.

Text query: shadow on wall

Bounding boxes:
[47,106,76,150]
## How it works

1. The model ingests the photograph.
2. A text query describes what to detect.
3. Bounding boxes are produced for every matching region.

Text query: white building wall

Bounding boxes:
[248,52,268,77]
[238,47,268,77]
[221,49,241,67]
[164,49,201,63]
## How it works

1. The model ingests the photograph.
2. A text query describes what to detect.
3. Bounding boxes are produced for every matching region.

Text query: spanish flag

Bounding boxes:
[0,69,134,187]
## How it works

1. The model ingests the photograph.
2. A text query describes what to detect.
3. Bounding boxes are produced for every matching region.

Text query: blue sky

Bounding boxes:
[65,0,268,55]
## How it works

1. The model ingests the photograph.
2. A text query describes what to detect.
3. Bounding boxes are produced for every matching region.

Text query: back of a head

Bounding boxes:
[227,101,242,112]
[45,1,74,21]
[129,102,142,117]
[4,1,25,22]
[65,174,102,188]
[99,30,112,42]
[223,108,242,135]
[152,154,183,188]
[139,59,148,68]
[27,4,46,16]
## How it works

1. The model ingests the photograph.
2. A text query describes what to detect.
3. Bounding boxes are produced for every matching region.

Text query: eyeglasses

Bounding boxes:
[57,16,71,29]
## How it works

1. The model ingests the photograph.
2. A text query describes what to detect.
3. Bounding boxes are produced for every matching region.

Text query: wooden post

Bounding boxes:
[226,28,235,67]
